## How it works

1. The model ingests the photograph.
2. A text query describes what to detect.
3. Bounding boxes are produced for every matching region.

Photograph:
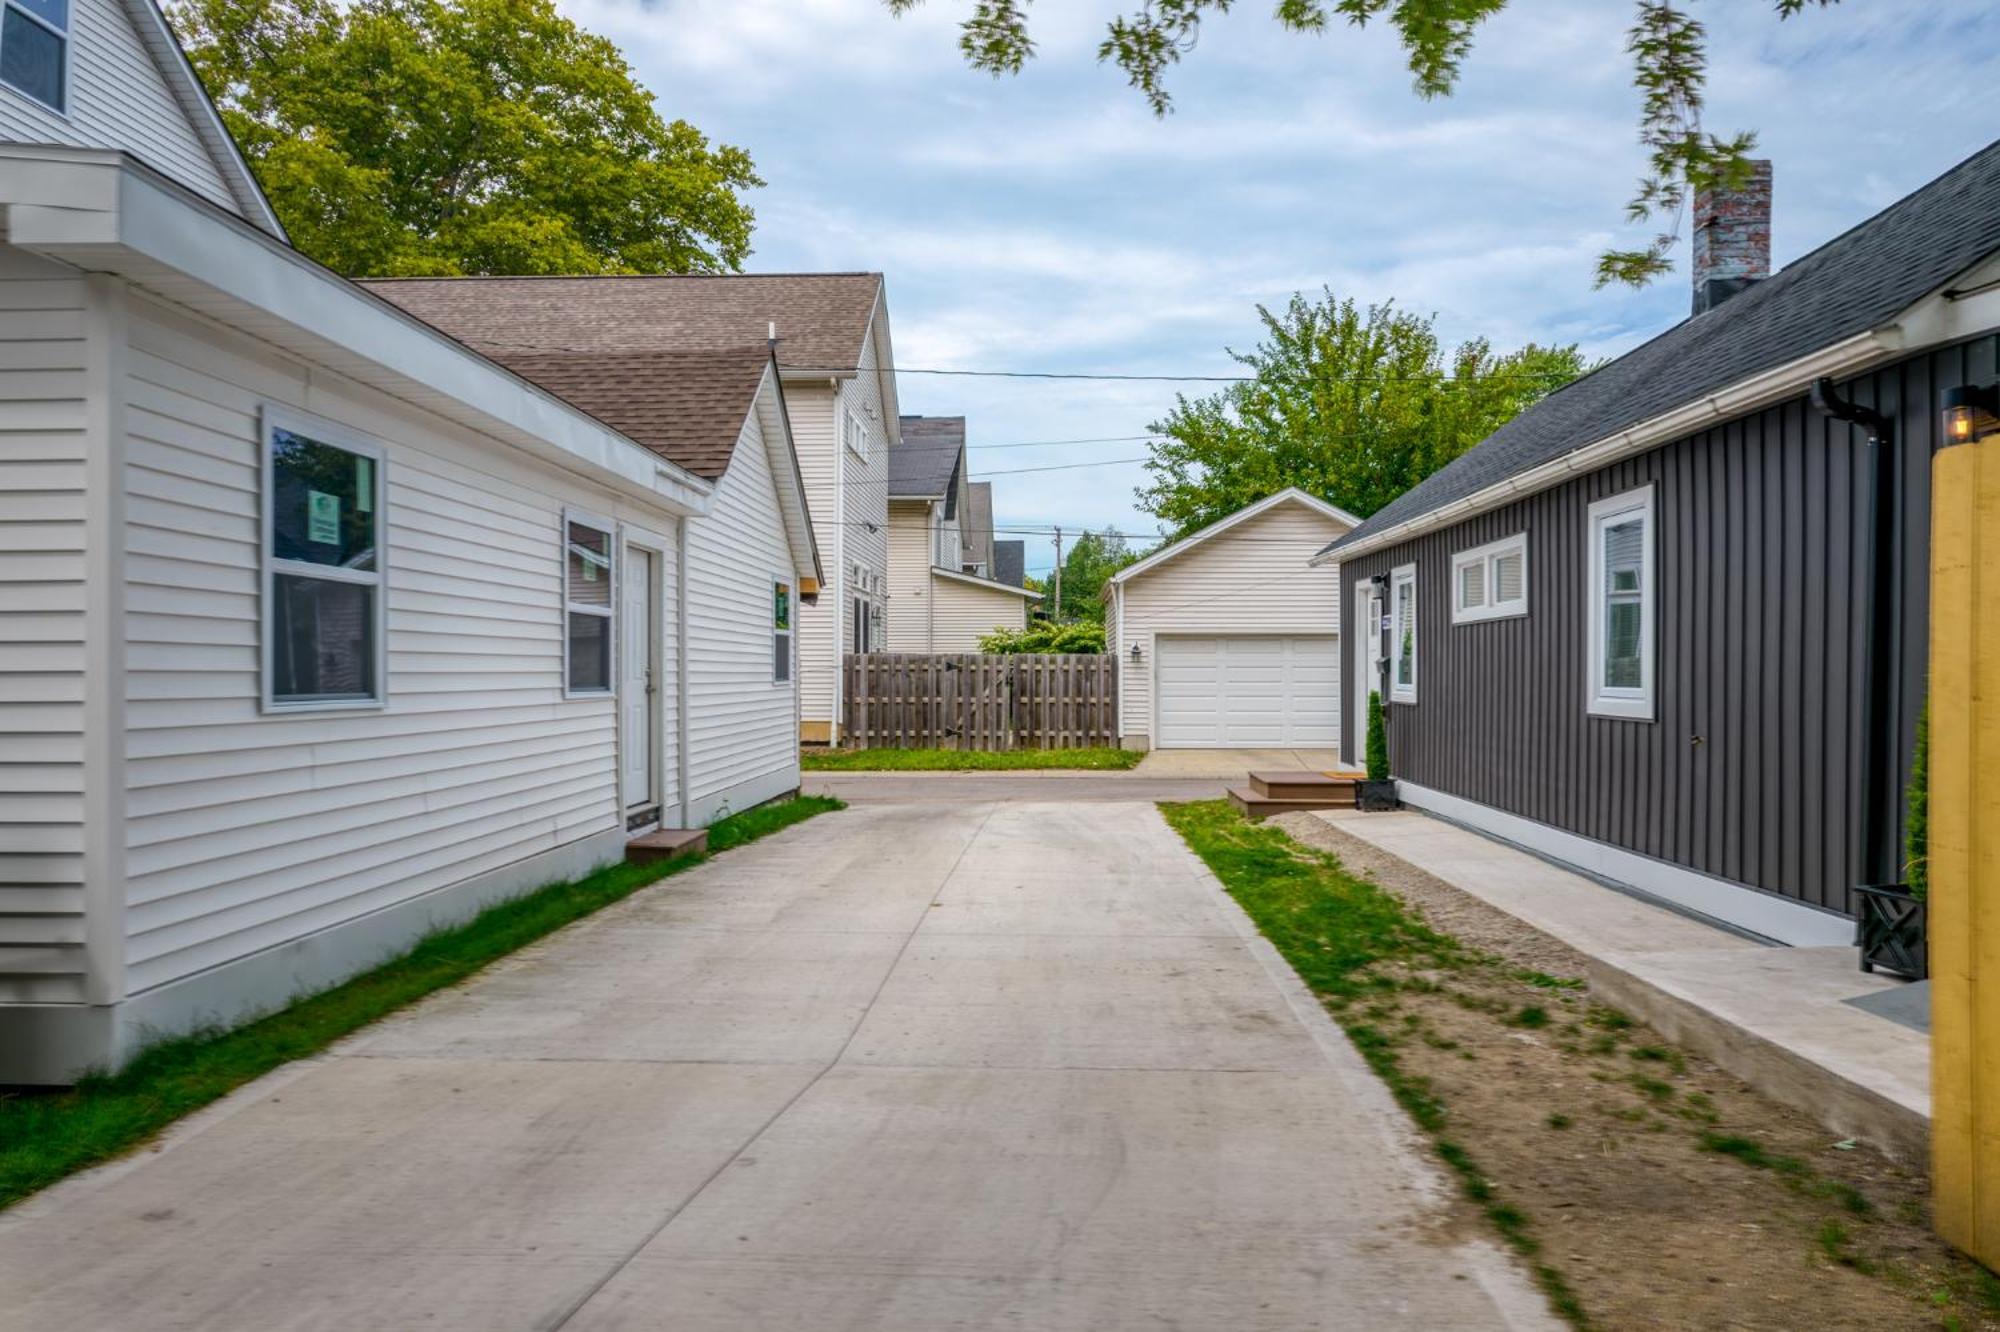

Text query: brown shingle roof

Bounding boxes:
[362,273,883,372]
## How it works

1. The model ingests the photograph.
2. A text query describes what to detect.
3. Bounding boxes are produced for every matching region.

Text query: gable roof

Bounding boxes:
[993,539,1026,587]
[891,415,965,501]
[1323,138,2000,560]
[1111,488,1361,590]
[932,566,1040,600]
[363,273,884,375]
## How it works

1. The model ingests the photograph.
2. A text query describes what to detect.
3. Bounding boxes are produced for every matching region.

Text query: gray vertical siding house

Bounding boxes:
[1317,143,2000,946]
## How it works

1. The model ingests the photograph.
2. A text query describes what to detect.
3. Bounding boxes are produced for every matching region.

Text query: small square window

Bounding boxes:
[1,0,67,112]
[1451,533,1528,624]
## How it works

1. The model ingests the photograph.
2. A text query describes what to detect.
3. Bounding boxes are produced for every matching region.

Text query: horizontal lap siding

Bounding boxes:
[118,299,652,994]
[0,0,237,214]
[686,413,800,814]
[928,579,1029,651]
[1119,502,1350,743]
[884,501,933,651]
[1342,340,1992,915]
[791,389,839,727]
[0,252,91,1002]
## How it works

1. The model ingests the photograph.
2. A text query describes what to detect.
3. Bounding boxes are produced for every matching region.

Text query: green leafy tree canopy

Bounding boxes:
[1052,528,1142,624]
[979,621,1107,655]
[883,0,1841,286]
[1138,289,1586,537]
[173,0,762,276]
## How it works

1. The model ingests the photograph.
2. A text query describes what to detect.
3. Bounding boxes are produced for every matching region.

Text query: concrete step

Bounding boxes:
[1228,787,1355,820]
[626,827,708,865]
[1248,771,1360,801]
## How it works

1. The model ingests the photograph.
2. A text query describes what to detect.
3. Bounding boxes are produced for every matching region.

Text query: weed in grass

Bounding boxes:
[0,796,842,1211]
[1699,1132,1807,1178]
[1517,970,1586,991]
[1587,1035,1621,1056]
[1509,1005,1551,1029]
[1816,1220,1876,1274]
[1629,1074,1675,1101]
[1547,1113,1573,1131]
[1588,1008,1634,1032]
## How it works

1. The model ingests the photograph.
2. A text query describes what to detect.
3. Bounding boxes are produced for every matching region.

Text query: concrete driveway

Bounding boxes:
[0,801,1548,1331]
[1133,747,1350,778]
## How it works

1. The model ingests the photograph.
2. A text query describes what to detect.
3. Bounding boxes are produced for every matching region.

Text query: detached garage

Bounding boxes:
[1105,489,1359,750]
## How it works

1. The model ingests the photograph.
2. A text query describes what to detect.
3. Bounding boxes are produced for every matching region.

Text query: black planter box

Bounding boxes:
[1853,883,1927,980]
[1357,779,1400,812]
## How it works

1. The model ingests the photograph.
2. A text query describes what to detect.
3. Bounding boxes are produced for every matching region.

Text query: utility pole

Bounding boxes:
[1051,527,1063,620]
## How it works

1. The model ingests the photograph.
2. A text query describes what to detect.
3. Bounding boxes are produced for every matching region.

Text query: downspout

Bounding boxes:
[1810,377,1899,894]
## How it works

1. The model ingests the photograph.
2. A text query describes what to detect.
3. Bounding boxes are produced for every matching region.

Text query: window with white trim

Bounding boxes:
[843,407,869,460]
[774,579,793,683]
[1390,563,1417,703]
[0,0,67,113]
[1451,533,1528,624]
[263,410,385,710]
[563,515,614,695]
[852,594,874,653]
[1587,486,1655,720]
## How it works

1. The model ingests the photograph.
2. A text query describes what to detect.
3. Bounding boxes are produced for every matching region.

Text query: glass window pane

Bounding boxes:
[12,0,65,28]
[1395,580,1416,685]
[2,7,65,110]
[568,611,610,692]
[566,522,611,607]
[773,582,790,631]
[1604,600,1642,688]
[1458,561,1485,609]
[272,574,375,701]
[272,428,377,570]
[774,631,791,682]
[1604,517,1643,581]
[1494,551,1524,603]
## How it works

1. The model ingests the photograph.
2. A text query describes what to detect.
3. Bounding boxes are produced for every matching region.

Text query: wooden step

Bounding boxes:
[1247,771,1360,801]
[1228,787,1355,820]
[626,827,708,865]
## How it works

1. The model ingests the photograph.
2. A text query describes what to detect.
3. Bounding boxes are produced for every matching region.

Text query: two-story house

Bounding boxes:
[887,416,1039,651]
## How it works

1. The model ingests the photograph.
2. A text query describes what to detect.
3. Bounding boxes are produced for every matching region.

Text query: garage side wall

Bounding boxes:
[1117,502,1347,747]
[928,577,1030,652]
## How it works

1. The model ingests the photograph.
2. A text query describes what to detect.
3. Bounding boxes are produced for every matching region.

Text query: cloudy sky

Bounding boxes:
[570,0,1997,577]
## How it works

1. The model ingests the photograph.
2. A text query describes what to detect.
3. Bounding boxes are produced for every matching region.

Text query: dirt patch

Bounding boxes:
[1269,811,1998,1332]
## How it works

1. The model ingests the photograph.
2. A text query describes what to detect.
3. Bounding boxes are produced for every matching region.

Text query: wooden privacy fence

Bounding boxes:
[844,653,1117,750]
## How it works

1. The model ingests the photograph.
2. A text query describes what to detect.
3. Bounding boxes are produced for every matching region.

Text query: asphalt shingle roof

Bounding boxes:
[1324,139,2000,556]
[992,539,1026,588]
[892,415,965,501]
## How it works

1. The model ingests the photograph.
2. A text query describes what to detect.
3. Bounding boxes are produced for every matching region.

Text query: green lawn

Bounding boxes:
[0,795,843,1212]
[801,746,1143,772]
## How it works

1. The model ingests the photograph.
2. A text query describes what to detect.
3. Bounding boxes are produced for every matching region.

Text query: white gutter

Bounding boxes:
[1311,328,1903,566]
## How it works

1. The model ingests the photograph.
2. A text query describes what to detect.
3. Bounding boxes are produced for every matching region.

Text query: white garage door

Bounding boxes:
[1154,635,1341,748]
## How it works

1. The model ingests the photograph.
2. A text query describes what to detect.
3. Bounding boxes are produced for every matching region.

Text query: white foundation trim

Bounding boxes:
[1396,781,1856,948]
[685,764,800,831]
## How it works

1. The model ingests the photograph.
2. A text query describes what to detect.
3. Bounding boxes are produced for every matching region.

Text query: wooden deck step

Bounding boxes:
[1228,787,1356,820]
[626,827,708,865]
[1247,771,1360,802]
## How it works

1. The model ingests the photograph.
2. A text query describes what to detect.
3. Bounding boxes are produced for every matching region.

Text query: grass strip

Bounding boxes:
[0,795,843,1212]
[1159,798,1590,1330]
[801,746,1143,771]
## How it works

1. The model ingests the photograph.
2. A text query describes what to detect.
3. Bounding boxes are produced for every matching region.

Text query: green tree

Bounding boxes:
[1138,289,1586,537]
[882,0,1840,286]
[979,621,1107,654]
[1052,529,1141,624]
[172,0,762,277]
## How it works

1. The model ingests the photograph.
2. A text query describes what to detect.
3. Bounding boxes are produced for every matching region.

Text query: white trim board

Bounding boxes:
[1395,781,1856,948]
[1110,487,1361,589]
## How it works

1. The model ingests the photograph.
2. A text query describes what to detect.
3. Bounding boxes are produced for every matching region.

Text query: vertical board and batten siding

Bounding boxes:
[884,500,934,652]
[683,408,800,820]
[1342,336,1998,917]
[0,0,237,215]
[115,295,684,994]
[926,577,1030,651]
[0,249,92,1002]
[1117,501,1350,744]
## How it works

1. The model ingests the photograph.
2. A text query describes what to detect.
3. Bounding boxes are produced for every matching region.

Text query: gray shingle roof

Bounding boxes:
[992,539,1025,587]
[892,415,964,501]
[962,481,994,571]
[1325,138,2000,557]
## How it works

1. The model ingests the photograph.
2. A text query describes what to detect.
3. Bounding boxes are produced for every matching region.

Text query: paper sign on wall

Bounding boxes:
[307,490,341,544]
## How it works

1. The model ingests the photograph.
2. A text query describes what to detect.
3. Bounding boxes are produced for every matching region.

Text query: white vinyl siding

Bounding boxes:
[1115,499,1351,746]
[0,249,91,1002]
[0,0,238,214]
[115,295,665,994]
[884,499,933,652]
[685,406,801,820]
[1451,532,1527,624]
[1390,563,1417,703]
[1587,485,1656,721]
[926,574,1030,651]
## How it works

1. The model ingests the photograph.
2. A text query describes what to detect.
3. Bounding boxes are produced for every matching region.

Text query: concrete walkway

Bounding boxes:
[0,802,1549,1331]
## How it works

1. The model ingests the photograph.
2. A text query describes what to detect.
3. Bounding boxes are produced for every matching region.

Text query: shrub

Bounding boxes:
[978,621,1106,654]
[1365,689,1390,782]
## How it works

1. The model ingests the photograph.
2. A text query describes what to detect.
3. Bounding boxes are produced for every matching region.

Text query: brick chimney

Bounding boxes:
[1691,160,1772,315]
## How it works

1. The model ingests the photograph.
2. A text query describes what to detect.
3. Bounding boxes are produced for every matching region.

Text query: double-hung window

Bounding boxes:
[773,580,793,683]
[563,514,614,696]
[1587,486,1655,720]
[852,594,873,653]
[1452,533,1528,623]
[1389,563,1418,703]
[263,409,385,710]
[843,408,869,461]
[1,0,67,113]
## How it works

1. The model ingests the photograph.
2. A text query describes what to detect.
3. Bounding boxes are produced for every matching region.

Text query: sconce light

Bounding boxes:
[1129,642,1142,664]
[1942,383,2000,444]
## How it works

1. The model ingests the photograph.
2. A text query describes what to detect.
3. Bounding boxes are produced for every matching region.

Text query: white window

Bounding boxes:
[773,579,793,683]
[0,0,67,113]
[1390,563,1417,703]
[262,407,386,711]
[843,407,869,461]
[852,594,873,653]
[563,513,614,696]
[1587,486,1655,720]
[1451,533,1529,624]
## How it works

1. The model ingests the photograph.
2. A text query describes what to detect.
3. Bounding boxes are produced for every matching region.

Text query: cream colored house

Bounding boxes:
[886,417,1038,651]
[1105,489,1358,750]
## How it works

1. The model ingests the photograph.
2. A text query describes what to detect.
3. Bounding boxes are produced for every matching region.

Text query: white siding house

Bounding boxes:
[0,2,823,1081]
[1106,489,1358,750]
[886,417,1038,652]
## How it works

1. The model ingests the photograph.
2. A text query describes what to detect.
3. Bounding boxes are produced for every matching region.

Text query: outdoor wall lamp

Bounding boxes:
[1943,384,2000,444]
[1129,642,1141,663]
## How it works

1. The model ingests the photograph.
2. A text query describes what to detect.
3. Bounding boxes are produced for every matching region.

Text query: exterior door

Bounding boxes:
[621,545,658,826]
[1154,635,1341,747]
[1352,580,1384,760]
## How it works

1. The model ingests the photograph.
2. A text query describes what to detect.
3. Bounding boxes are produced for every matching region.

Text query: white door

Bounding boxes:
[1352,580,1384,754]
[621,546,657,822]
[1154,635,1341,748]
